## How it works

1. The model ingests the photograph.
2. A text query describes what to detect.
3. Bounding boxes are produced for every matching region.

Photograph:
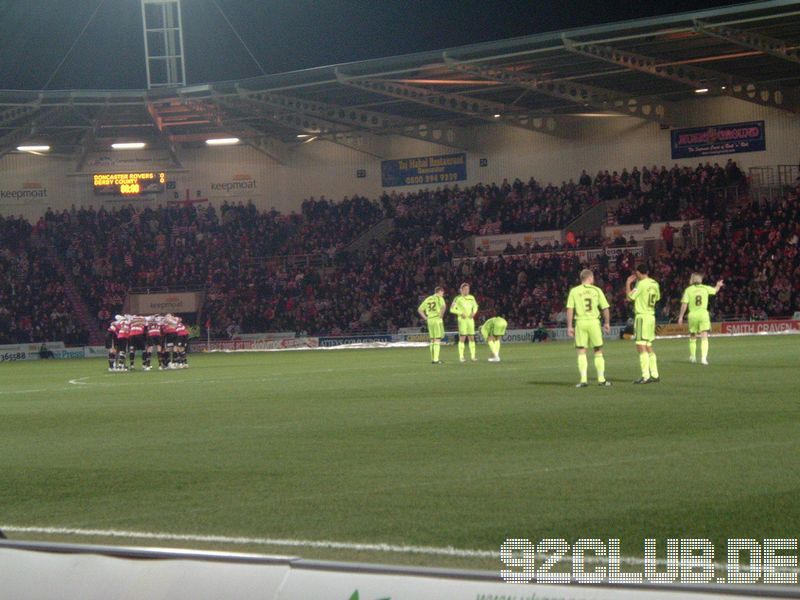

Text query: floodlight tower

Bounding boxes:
[141,0,187,88]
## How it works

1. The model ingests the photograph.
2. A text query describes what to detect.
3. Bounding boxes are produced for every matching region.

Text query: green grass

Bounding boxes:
[1,336,799,570]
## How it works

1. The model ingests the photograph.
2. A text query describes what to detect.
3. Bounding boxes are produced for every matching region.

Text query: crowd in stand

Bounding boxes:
[605,160,745,226]
[0,215,88,345]
[1,160,796,344]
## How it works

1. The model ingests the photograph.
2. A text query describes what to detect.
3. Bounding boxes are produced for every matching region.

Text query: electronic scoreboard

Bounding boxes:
[92,172,166,196]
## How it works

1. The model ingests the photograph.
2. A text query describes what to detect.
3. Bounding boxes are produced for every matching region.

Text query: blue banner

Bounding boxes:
[381,153,467,187]
[671,120,765,159]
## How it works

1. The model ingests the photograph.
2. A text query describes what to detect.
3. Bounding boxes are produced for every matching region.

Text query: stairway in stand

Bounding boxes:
[31,233,106,346]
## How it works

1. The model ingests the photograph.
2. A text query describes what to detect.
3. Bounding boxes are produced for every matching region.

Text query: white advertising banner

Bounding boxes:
[467,229,563,254]
[128,292,203,314]
[603,219,703,242]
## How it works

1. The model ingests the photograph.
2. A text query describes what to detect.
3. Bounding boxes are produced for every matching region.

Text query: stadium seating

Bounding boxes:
[0,215,89,345]
[3,164,795,342]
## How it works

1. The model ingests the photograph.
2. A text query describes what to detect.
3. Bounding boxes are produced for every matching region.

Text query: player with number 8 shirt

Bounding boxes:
[677,273,724,365]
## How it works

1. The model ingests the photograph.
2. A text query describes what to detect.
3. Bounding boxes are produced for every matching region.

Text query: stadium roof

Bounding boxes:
[1,0,799,165]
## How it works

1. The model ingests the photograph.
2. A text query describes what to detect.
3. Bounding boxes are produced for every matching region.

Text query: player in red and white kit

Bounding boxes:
[160,315,179,370]
[114,319,130,371]
[144,316,162,371]
[174,319,190,368]
[106,318,120,372]
[127,317,146,371]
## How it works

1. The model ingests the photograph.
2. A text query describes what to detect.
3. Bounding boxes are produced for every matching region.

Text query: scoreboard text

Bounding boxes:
[93,172,166,195]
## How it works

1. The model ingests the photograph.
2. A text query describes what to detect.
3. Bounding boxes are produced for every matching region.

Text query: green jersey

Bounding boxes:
[628,277,661,316]
[566,284,610,321]
[480,316,508,339]
[681,284,717,313]
[419,294,446,319]
[450,294,478,318]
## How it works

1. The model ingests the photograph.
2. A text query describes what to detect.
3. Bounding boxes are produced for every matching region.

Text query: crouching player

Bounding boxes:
[566,269,612,387]
[480,315,507,362]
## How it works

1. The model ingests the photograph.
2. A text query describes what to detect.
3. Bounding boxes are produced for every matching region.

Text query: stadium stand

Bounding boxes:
[3,164,795,342]
[0,215,89,345]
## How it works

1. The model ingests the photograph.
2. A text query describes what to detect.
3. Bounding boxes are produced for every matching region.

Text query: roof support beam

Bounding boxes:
[236,86,474,150]
[563,38,798,114]
[0,103,42,128]
[442,52,673,125]
[219,95,386,158]
[146,102,184,168]
[694,20,800,65]
[0,107,67,160]
[336,69,566,137]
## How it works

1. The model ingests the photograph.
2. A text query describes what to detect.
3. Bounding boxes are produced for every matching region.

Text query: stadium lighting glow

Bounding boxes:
[112,142,146,150]
[296,134,311,138]
[16,145,50,152]
[493,114,501,118]
[205,137,240,146]
[695,88,709,94]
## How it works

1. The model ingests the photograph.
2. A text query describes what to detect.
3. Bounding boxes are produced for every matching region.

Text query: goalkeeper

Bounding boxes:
[480,315,508,362]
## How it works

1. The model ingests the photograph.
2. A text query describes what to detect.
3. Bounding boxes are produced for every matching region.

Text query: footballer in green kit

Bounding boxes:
[480,315,507,362]
[418,286,446,364]
[566,269,612,387]
[450,283,479,362]
[626,264,661,384]
[678,273,724,365]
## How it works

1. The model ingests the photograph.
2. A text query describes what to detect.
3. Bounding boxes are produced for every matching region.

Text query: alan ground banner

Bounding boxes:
[381,153,466,187]
[671,120,765,159]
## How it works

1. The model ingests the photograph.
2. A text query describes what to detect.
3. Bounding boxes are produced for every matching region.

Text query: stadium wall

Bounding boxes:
[0,97,796,220]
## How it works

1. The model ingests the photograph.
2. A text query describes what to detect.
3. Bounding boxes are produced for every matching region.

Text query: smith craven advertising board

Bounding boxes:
[670,120,765,159]
[381,153,466,187]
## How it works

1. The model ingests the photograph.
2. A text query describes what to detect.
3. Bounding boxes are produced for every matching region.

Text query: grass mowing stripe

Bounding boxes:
[2,336,798,570]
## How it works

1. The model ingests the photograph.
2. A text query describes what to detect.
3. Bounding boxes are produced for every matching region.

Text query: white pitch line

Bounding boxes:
[0,525,494,559]
[0,388,48,395]
[2,525,788,572]
[68,377,89,385]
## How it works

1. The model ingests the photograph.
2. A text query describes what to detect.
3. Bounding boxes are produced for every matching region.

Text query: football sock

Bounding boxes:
[429,342,435,361]
[108,352,114,369]
[458,341,465,360]
[491,340,500,357]
[129,349,136,366]
[577,353,588,383]
[143,351,150,367]
[700,338,709,362]
[594,354,606,383]
[649,352,659,378]
[639,352,651,379]
[433,342,441,362]
[468,340,476,359]
[689,338,697,359]
[117,351,126,368]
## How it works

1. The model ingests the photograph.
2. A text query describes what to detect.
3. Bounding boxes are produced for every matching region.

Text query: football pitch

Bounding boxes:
[1,335,799,571]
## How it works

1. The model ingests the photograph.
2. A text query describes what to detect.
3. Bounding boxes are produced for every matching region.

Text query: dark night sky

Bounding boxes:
[0,0,749,90]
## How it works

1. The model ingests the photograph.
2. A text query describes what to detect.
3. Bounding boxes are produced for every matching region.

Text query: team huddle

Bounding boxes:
[419,266,723,386]
[106,314,190,372]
